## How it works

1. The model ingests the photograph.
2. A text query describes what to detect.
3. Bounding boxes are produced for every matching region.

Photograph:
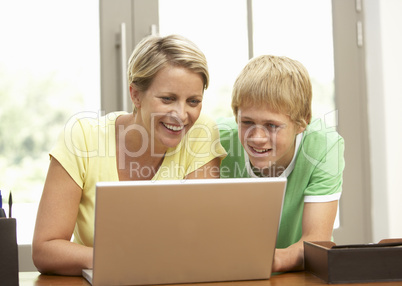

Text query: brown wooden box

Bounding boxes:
[304,239,402,284]
[0,218,19,286]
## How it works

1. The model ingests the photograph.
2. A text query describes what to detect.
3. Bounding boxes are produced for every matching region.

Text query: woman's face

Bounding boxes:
[131,65,204,153]
[237,105,304,176]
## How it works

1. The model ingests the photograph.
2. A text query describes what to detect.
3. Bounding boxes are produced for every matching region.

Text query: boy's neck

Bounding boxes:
[251,164,286,178]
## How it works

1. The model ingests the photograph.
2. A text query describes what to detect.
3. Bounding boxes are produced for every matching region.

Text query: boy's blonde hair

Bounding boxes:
[127,34,209,112]
[232,55,312,128]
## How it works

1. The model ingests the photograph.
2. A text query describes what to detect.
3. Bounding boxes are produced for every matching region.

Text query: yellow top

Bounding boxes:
[50,112,226,246]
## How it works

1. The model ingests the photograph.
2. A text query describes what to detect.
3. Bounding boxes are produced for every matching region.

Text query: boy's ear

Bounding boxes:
[297,126,306,134]
[130,84,141,109]
[296,123,306,134]
[295,117,309,134]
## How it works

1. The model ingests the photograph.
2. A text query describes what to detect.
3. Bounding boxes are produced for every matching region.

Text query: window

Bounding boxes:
[158,0,249,119]
[158,0,335,122]
[252,0,335,122]
[3,0,364,245]
[0,0,100,244]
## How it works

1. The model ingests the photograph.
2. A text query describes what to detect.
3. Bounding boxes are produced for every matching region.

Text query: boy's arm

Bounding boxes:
[272,200,338,272]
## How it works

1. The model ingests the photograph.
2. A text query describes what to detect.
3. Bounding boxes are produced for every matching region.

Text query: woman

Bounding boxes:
[32,35,226,275]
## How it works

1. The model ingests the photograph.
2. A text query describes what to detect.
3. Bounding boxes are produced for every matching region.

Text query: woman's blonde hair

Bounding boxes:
[127,34,209,112]
[232,55,312,128]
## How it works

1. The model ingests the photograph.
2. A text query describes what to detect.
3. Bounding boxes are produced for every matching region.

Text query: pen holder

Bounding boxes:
[0,218,19,286]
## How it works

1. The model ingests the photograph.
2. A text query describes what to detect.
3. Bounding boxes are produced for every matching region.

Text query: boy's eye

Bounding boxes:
[241,121,254,125]
[267,123,278,129]
[265,123,281,133]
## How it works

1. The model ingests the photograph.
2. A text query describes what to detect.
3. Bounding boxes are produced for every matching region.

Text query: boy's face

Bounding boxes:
[237,105,305,176]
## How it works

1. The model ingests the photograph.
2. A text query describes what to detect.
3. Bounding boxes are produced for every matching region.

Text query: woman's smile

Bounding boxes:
[162,122,185,132]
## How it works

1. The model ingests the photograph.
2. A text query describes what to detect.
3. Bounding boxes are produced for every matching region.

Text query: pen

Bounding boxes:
[0,190,7,218]
[9,191,13,218]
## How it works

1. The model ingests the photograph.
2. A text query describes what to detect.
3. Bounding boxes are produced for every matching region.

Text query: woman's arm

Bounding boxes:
[272,200,338,273]
[32,158,93,276]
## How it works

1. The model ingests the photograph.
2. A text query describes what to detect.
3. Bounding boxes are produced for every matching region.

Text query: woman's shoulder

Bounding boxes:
[75,111,127,129]
[186,113,220,141]
[61,111,128,149]
[193,113,217,126]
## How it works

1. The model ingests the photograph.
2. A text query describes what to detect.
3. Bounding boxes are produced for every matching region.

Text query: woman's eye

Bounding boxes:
[161,97,173,103]
[188,99,201,106]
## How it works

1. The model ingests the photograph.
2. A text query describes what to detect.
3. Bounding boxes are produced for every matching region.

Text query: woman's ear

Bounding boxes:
[130,84,141,109]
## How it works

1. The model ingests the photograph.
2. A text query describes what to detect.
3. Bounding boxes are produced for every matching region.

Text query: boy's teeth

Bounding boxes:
[253,147,269,153]
[163,123,183,131]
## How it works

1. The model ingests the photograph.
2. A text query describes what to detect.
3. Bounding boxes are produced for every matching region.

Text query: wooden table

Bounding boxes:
[19,271,402,286]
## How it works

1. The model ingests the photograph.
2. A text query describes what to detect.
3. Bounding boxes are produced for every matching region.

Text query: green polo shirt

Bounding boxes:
[217,117,345,248]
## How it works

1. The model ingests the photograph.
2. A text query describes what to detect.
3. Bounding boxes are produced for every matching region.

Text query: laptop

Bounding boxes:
[82,177,286,286]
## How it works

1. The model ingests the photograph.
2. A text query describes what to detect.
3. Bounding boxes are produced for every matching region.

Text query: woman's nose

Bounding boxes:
[171,102,188,123]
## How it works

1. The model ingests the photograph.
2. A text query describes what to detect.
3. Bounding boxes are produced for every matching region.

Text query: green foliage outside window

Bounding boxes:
[0,67,83,203]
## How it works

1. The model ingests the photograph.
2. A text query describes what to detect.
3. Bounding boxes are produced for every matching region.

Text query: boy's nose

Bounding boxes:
[247,125,270,143]
[251,125,270,138]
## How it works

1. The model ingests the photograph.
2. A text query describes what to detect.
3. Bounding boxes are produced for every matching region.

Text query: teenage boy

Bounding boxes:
[218,55,345,273]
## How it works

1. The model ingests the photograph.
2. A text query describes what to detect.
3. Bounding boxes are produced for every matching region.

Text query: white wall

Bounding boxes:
[365,0,402,242]
[381,0,402,239]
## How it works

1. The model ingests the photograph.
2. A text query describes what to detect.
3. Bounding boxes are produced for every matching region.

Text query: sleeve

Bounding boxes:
[49,118,89,189]
[182,114,227,175]
[303,135,345,203]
